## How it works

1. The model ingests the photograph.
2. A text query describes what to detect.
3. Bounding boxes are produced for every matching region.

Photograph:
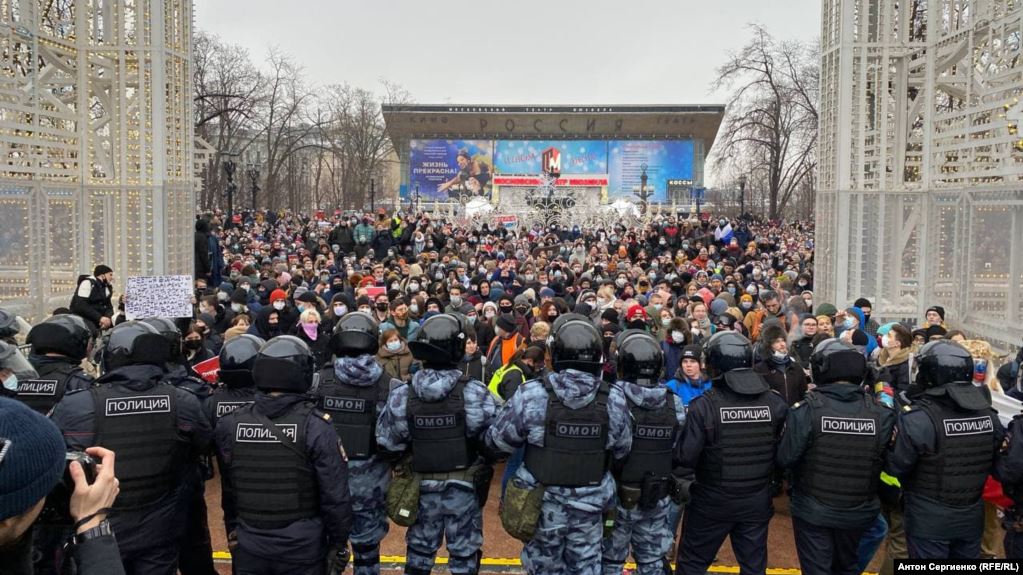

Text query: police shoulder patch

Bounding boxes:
[322,412,332,422]
[791,401,804,410]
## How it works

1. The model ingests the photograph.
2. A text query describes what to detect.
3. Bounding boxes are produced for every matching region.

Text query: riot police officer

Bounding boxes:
[140,316,217,575]
[312,312,396,575]
[674,331,787,575]
[377,314,497,575]
[205,334,264,427]
[998,356,1023,559]
[485,318,632,575]
[776,338,895,575]
[214,335,353,575]
[886,339,1004,559]
[50,320,211,575]
[602,331,685,575]
[19,314,94,414]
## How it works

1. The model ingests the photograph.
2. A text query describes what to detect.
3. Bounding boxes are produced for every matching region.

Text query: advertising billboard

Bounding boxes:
[494,140,608,174]
[607,140,694,202]
[409,139,493,202]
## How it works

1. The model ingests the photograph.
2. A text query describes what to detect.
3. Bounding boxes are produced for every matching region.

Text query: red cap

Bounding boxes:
[626,304,648,321]
[269,289,288,303]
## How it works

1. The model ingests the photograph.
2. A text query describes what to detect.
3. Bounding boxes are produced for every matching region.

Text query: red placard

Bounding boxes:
[193,356,221,384]
[365,286,385,298]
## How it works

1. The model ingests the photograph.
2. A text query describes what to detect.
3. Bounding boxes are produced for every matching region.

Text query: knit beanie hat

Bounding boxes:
[269,289,288,303]
[496,313,517,333]
[93,264,113,277]
[0,397,67,520]
[815,303,838,317]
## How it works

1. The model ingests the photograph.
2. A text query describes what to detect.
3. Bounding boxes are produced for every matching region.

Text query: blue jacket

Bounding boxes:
[665,376,712,408]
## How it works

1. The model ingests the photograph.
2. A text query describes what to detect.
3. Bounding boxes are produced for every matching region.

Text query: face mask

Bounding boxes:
[485,310,495,319]
[671,331,686,344]
[435,272,444,280]
[653,303,662,311]
[450,296,462,306]
[376,302,389,312]
[662,318,671,327]
[798,281,807,287]
[524,274,534,281]
[409,303,419,313]
[727,287,736,295]
[183,339,203,351]
[231,303,244,313]
[359,307,371,313]
[615,278,626,288]
[409,282,420,292]
[467,316,477,325]
[771,351,788,362]
[333,305,347,316]
[273,300,286,311]
[659,239,666,246]
[843,317,855,329]
[740,302,752,311]
[804,299,813,309]
[881,334,891,348]
[240,284,251,292]
[386,340,402,352]
[391,282,400,290]
[478,266,486,274]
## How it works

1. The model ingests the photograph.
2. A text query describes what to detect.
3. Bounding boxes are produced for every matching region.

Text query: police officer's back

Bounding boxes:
[675,331,787,575]
[313,312,395,575]
[777,338,895,575]
[213,335,353,575]
[19,314,94,414]
[997,356,1023,559]
[50,320,211,574]
[603,330,686,575]
[485,318,632,575]
[886,340,1004,559]
[377,314,497,575]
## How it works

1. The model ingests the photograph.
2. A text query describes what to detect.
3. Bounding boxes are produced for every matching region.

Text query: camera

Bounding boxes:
[39,452,97,525]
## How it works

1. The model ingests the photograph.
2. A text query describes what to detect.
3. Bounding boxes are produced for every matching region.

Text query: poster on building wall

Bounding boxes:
[494,140,608,174]
[607,140,694,202]
[408,140,493,203]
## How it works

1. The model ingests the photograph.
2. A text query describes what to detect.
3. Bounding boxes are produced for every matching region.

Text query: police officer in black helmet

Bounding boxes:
[602,330,686,575]
[886,339,1004,559]
[312,311,398,575]
[139,317,217,575]
[377,314,497,575]
[50,320,212,575]
[20,314,94,414]
[674,331,787,575]
[213,335,353,575]
[205,334,264,428]
[776,338,895,575]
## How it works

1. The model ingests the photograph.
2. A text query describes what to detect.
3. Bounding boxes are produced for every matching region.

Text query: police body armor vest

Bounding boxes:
[18,361,81,414]
[91,383,182,510]
[207,387,257,427]
[795,390,885,508]
[407,376,476,473]
[316,368,391,460]
[524,376,611,487]
[618,393,678,485]
[904,399,995,507]
[229,402,319,529]
[696,387,778,491]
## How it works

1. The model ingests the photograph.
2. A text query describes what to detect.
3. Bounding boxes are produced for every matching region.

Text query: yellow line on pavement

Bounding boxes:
[212,551,823,573]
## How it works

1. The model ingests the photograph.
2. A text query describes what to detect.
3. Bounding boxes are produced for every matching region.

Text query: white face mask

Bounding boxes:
[2,372,16,392]
[485,310,495,319]
[409,282,420,292]
[231,303,244,313]
[386,340,402,352]
[450,296,462,306]
[333,305,347,316]
[662,318,671,327]
[671,331,686,344]
[273,300,286,311]
[409,303,419,313]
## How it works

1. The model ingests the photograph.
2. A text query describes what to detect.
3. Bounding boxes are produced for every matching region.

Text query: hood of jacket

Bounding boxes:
[333,354,383,387]
[546,369,603,409]
[621,380,668,409]
[410,368,462,402]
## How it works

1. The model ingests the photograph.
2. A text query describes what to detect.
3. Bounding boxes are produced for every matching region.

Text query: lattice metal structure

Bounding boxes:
[817,0,1023,350]
[0,0,194,321]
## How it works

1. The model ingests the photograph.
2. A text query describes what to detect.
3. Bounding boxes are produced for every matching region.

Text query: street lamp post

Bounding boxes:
[738,174,747,218]
[247,164,260,210]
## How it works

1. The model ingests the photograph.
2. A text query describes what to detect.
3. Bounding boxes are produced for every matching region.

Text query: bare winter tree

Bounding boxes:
[193,31,264,209]
[711,25,819,219]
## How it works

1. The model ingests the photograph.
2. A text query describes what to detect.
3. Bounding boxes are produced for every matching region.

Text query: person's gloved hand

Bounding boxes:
[326,544,349,575]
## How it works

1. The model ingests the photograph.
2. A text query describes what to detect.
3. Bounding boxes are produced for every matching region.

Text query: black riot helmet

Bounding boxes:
[915,340,974,389]
[27,315,92,360]
[616,331,664,386]
[409,314,465,369]
[330,312,380,358]
[550,319,603,376]
[102,321,169,372]
[703,331,753,379]
[550,312,590,336]
[218,335,265,388]
[810,338,867,385]
[140,317,183,364]
[0,309,18,339]
[253,336,315,393]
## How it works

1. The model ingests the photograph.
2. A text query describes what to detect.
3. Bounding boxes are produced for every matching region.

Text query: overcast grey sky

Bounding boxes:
[194,0,820,105]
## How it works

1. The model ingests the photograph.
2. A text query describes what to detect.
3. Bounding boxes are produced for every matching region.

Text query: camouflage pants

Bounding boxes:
[349,478,389,575]
[522,500,603,575]
[405,483,482,575]
[601,497,673,575]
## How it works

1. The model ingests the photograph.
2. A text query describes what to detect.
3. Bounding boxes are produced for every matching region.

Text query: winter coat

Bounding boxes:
[377,341,417,382]
[754,356,809,405]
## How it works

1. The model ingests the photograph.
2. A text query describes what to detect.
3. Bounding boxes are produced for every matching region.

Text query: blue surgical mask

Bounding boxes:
[2,373,16,392]
[386,340,402,352]
[843,317,855,329]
